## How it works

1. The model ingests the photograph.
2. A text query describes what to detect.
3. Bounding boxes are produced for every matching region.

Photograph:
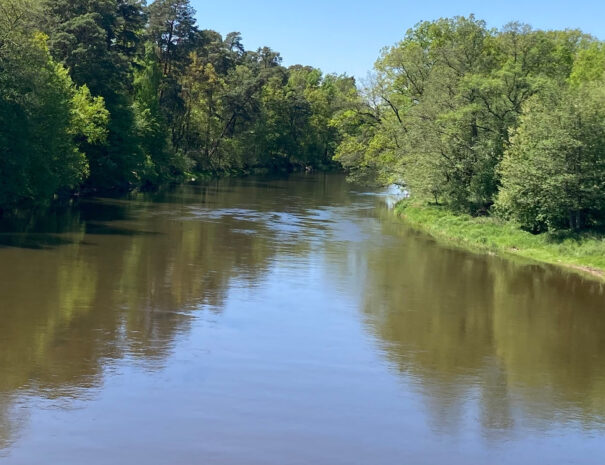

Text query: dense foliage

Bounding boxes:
[0,0,355,208]
[334,16,605,232]
[3,5,605,234]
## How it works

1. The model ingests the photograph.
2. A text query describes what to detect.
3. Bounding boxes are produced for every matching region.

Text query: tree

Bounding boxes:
[44,0,147,190]
[0,2,108,207]
[496,84,605,231]
[148,0,197,76]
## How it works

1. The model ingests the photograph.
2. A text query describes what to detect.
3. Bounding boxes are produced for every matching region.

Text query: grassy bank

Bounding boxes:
[395,201,605,279]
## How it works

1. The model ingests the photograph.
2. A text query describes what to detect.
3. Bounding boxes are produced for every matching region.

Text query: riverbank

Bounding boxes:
[395,201,605,279]
[188,162,339,181]
[0,164,341,219]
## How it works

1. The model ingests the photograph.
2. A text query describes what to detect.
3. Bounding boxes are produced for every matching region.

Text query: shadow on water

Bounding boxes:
[0,202,158,249]
[0,234,77,250]
[84,223,161,237]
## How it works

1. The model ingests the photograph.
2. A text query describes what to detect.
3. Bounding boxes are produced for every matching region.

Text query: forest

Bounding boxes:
[335,16,605,233]
[0,0,356,209]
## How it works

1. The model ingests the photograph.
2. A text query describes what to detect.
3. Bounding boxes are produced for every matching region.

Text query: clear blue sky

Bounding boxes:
[191,0,605,79]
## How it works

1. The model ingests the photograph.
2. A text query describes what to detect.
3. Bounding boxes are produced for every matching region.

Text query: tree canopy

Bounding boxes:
[333,15,605,231]
[0,0,355,209]
[3,5,605,233]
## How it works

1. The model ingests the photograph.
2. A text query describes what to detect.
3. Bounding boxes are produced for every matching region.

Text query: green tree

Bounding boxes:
[496,84,605,231]
[44,0,146,190]
[0,2,108,208]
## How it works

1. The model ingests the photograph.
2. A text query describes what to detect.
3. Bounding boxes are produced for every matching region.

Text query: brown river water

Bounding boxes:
[0,173,604,464]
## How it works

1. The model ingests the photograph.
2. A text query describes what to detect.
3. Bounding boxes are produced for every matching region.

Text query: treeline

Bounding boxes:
[0,0,356,208]
[335,16,605,232]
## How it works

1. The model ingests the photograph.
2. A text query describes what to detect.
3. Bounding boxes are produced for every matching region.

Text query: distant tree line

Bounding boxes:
[334,16,605,232]
[0,0,356,209]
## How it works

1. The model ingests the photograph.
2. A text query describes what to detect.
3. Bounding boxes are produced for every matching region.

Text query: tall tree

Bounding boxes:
[148,0,197,76]
[497,80,605,231]
[0,0,108,207]
[44,0,146,190]
[147,0,198,150]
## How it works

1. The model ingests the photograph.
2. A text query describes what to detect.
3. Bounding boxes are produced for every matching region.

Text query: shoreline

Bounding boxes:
[0,166,342,219]
[395,201,605,281]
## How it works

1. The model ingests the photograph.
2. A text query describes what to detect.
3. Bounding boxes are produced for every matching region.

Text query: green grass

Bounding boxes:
[395,200,605,279]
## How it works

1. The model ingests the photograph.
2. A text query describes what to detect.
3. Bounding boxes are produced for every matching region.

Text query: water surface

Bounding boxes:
[1,174,604,464]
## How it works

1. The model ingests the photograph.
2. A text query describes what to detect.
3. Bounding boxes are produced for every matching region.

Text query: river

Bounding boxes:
[0,173,604,464]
